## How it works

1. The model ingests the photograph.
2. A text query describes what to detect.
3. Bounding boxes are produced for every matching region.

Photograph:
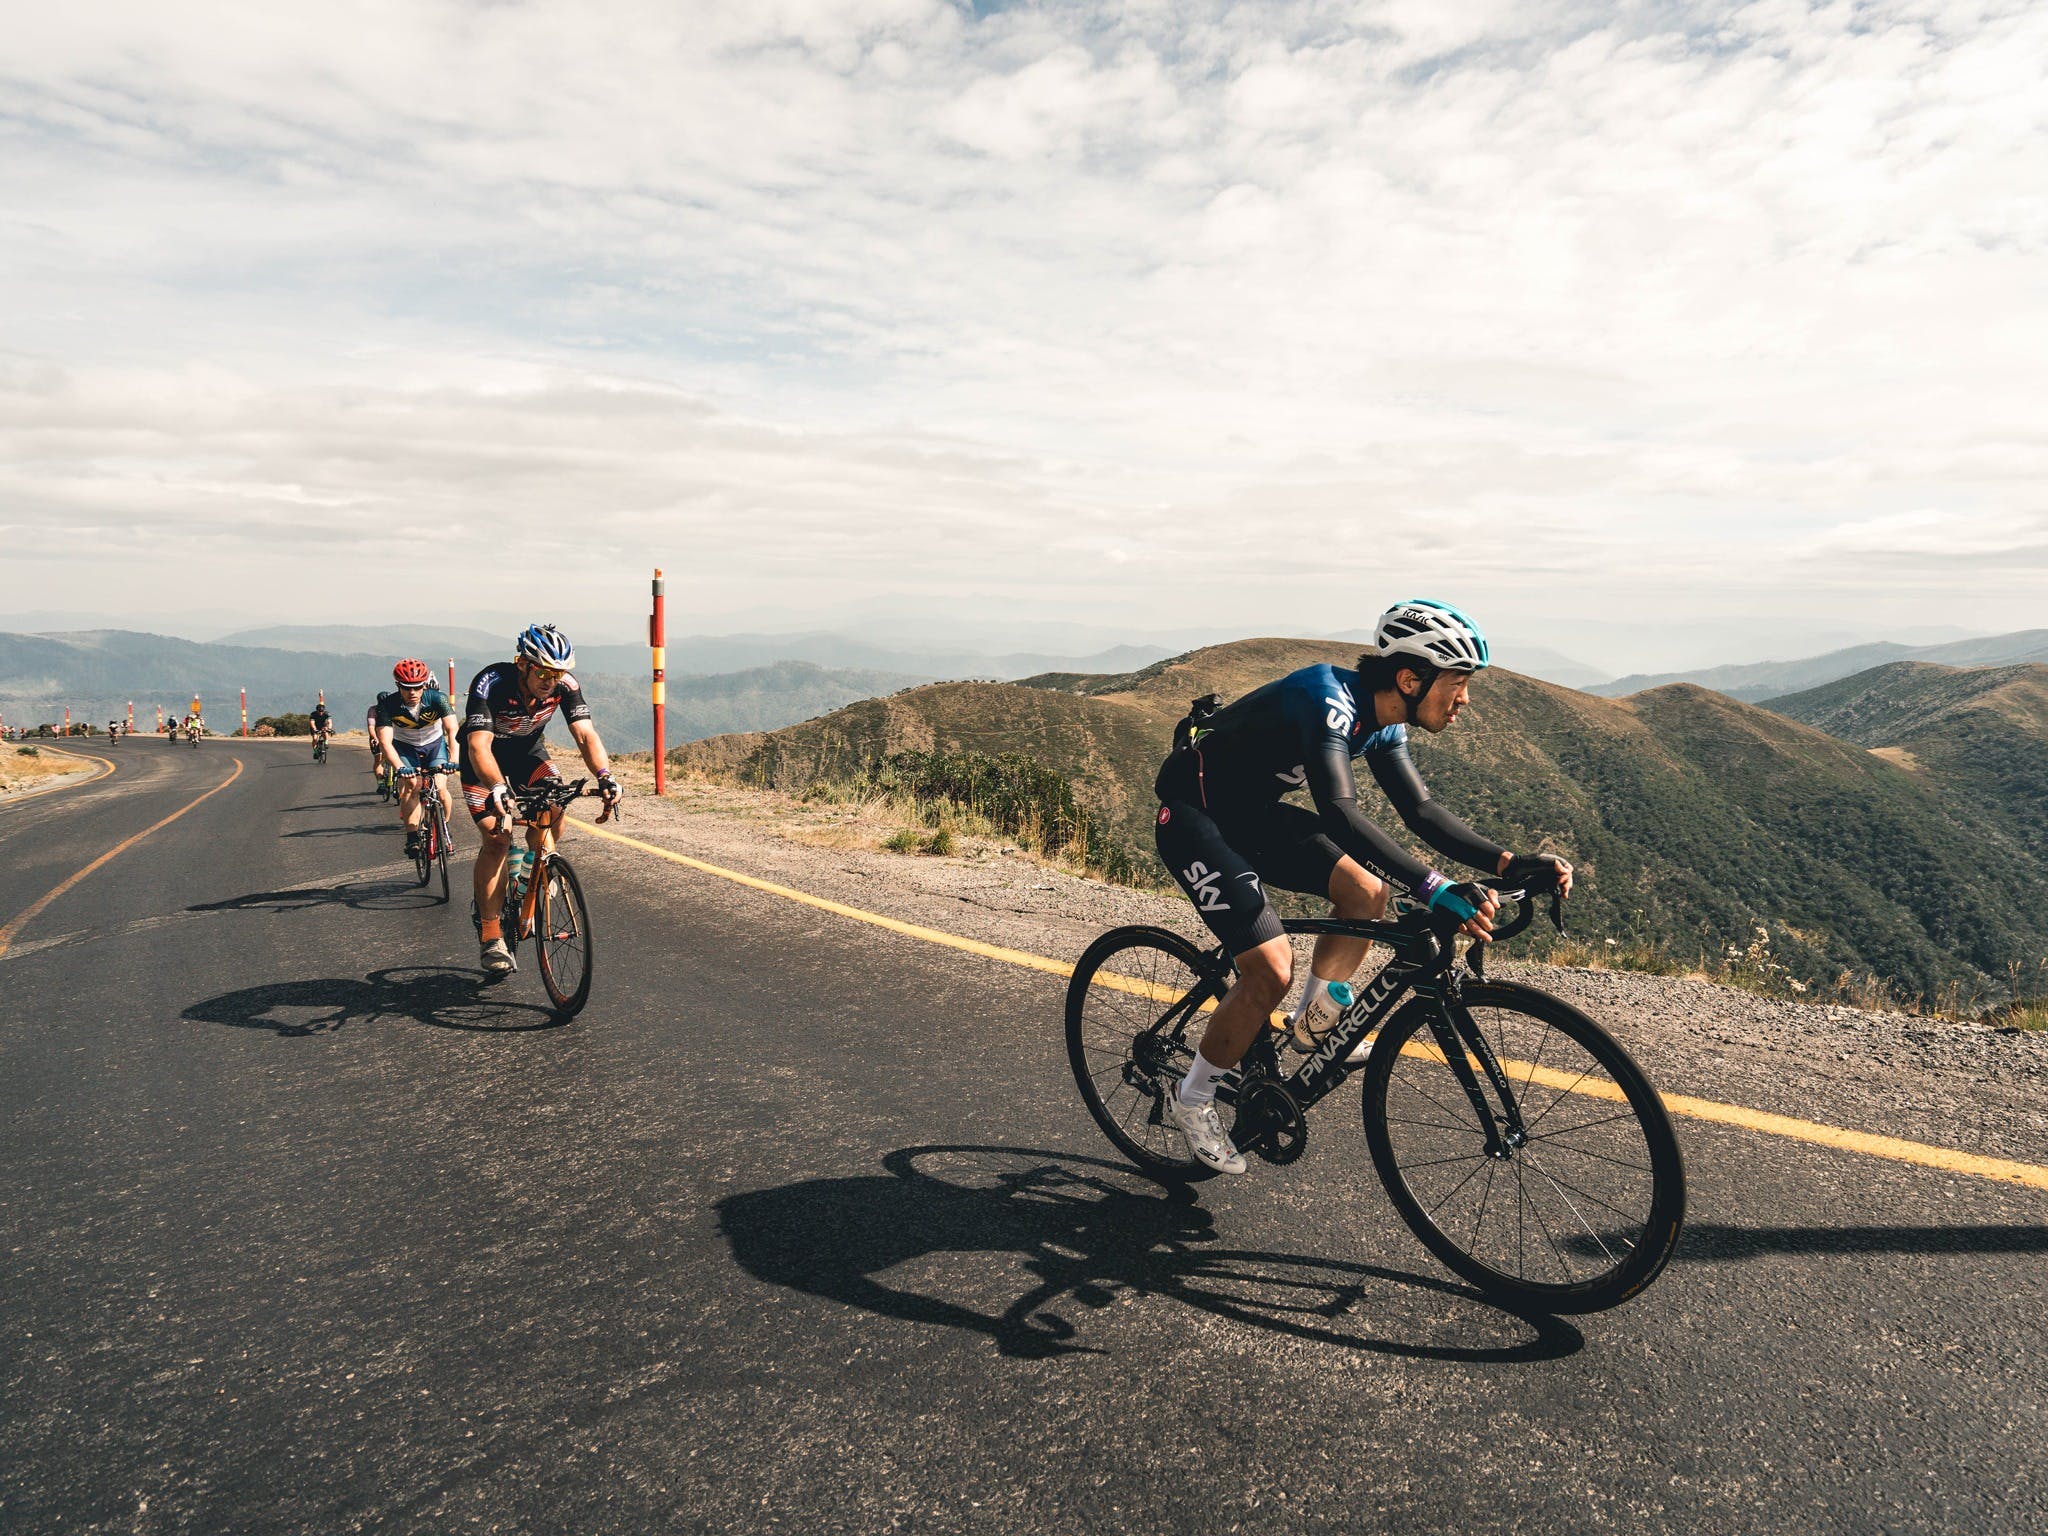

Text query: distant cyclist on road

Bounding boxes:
[374,660,461,859]
[309,701,332,755]
[1153,599,1574,1175]
[462,623,622,976]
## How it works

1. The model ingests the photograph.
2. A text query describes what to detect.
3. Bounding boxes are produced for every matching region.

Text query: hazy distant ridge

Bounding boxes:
[1591,630,2048,701]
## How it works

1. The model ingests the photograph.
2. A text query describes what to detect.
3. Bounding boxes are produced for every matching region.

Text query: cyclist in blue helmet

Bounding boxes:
[1153,599,1574,1174]
[459,623,622,976]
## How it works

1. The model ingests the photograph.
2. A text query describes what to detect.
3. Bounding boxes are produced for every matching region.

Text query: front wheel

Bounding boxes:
[1065,926,1233,1183]
[434,808,451,903]
[1360,980,1685,1314]
[535,854,593,1018]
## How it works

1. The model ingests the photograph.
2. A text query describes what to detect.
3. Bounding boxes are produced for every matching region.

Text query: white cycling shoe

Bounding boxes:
[480,938,517,976]
[1165,1084,1247,1175]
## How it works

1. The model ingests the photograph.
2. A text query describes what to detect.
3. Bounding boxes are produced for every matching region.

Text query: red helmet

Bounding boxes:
[392,658,431,687]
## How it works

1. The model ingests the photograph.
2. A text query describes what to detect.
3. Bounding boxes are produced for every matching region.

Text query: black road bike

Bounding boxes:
[471,777,615,1019]
[1066,883,1686,1315]
[313,733,329,765]
[404,764,458,902]
[376,759,396,802]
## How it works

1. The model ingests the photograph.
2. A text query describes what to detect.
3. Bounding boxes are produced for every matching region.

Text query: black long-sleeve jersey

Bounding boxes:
[1157,662,1505,900]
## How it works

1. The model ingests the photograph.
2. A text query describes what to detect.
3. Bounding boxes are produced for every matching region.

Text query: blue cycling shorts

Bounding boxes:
[395,737,451,774]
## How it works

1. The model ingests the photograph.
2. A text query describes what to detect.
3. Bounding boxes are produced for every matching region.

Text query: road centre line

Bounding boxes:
[0,757,245,959]
[570,817,2048,1194]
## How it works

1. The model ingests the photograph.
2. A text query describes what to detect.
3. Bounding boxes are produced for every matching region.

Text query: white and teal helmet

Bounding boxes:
[1371,599,1490,672]
[516,622,576,669]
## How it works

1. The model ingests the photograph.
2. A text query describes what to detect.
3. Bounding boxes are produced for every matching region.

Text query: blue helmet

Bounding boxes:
[1371,599,1490,672]
[515,622,576,669]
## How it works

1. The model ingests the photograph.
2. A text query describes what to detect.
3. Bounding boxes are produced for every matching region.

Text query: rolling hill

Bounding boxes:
[1763,661,2048,864]
[671,638,2048,999]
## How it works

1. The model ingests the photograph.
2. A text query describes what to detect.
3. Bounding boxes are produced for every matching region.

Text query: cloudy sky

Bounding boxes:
[5,0,2044,670]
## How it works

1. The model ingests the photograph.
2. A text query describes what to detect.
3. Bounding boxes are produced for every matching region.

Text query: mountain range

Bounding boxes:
[672,638,2048,1001]
[0,630,920,752]
[214,624,1172,686]
[1589,630,2048,701]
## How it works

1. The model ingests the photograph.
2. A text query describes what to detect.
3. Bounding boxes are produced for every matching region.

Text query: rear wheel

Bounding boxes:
[535,854,593,1018]
[1066,926,1233,1183]
[1360,981,1685,1314]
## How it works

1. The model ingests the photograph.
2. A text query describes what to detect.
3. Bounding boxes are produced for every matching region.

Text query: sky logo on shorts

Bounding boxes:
[1181,860,1229,912]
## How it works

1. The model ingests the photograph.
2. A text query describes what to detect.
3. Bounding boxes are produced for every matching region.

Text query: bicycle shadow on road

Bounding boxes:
[718,1143,1583,1364]
[188,874,444,916]
[279,822,408,840]
[182,965,558,1036]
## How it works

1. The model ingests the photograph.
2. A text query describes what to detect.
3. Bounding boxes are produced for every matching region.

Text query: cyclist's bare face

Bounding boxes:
[1411,671,1474,733]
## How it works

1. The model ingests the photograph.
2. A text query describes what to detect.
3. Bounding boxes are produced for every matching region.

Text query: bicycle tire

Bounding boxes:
[534,853,593,1018]
[1066,926,1233,1183]
[434,805,451,903]
[1360,980,1685,1314]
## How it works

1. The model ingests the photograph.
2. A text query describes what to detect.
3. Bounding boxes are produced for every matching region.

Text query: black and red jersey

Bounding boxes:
[462,663,592,743]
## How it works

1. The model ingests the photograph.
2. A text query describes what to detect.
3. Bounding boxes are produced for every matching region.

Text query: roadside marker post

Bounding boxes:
[448,658,457,697]
[240,687,248,737]
[651,567,667,796]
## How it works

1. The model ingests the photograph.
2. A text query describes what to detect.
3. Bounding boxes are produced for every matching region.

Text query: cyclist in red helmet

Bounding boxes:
[374,659,460,860]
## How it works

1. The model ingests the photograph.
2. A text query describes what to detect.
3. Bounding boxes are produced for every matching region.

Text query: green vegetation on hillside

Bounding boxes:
[673,639,2048,1006]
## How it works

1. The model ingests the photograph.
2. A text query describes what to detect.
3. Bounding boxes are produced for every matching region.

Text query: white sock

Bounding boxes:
[1288,976,1331,1027]
[1178,1052,1228,1106]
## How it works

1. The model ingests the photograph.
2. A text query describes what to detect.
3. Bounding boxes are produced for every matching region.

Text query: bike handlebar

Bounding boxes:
[507,777,621,826]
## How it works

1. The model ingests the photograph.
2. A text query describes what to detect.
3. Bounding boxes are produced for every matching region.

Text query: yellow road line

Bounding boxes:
[0,746,116,811]
[571,818,1076,980]
[0,757,245,958]
[569,816,2048,1194]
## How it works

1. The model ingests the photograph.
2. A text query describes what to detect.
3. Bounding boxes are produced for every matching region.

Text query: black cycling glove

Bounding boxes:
[1502,854,1567,894]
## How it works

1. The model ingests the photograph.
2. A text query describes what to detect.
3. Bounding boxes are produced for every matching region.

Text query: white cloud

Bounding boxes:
[3,0,2046,663]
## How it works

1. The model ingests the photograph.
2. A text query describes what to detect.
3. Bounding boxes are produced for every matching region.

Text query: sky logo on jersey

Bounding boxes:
[1275,765,1307,789]
[1181,860,1229,912]
[1325,689,1356,735]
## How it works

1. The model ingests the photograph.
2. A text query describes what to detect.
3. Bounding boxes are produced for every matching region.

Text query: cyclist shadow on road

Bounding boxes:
[183,965,557,1036]
[189,875,445,917]
[717,1144,1583,1364]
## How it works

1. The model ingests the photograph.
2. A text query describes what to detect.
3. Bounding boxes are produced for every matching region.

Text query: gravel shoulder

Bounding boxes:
[0,745,103,800]
[595,762,2048,1170]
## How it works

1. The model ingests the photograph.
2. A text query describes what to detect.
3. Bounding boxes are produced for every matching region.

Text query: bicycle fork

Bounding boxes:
[1423,999,1529,1160]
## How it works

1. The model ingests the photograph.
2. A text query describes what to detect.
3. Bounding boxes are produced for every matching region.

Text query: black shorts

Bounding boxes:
[459,735,558,823]
[1155,796,1344,956]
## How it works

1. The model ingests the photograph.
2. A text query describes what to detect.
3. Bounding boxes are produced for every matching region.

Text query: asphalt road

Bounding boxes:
[3,736,2044,1534]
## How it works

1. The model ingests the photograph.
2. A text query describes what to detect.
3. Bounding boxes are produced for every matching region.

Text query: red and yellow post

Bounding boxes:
[240,687,248,737]
[126,701,134,730]
[651,566,667,795]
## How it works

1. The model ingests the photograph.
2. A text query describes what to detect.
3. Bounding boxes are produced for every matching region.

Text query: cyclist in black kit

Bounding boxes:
[461,623,621,975]
[1154,599,1574,1174]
